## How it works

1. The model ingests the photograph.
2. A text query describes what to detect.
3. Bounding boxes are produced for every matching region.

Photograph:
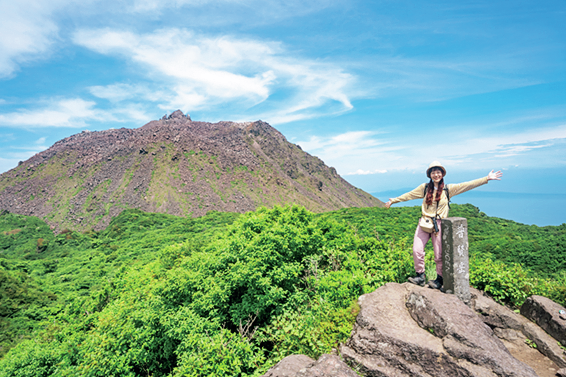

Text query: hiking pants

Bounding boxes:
[413,219,442,277]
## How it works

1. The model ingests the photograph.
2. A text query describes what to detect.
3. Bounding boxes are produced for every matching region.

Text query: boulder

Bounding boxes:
[340,282,537,376]
[261,354,357,377]
[296,354,359,377]
[262,355,315,377]
[471,288,566,368]
[520,295,566,347]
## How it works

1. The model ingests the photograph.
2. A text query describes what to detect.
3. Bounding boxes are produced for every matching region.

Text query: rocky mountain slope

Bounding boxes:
[0,110,381,231]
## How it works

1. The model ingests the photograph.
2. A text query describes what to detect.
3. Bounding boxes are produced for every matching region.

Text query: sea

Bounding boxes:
[371,190,566,227]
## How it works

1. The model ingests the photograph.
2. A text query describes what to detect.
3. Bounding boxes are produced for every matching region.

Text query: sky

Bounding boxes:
[0,0,565,225]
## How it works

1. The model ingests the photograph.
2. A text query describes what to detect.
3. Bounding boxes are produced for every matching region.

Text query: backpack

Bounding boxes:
[424,185,451,209]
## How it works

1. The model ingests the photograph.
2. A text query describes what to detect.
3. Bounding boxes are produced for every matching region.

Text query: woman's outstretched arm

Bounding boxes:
[384,183,427,209]
[448,170,503,197]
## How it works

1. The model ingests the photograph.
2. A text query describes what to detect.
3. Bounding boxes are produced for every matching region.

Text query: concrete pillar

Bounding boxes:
[441,217,471,305]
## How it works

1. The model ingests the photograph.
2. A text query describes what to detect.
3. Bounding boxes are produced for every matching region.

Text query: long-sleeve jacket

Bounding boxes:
[390,177,489,219]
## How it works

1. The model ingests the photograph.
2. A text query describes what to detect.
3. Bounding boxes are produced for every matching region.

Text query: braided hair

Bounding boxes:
[425,178,444,206]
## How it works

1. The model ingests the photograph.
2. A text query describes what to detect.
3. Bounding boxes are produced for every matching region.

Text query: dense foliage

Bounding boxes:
[0,204,564,376]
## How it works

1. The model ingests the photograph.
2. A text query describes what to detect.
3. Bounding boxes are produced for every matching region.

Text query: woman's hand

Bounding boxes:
[384,199,393,208]
[487,170,503,181]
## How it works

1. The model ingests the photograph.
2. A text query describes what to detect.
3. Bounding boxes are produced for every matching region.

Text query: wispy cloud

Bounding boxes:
[0,98,149,128]
[124,0,338,22]
[89,83,163,103]
[298,131,384,155]
[0,136,51,172]
[0,98,103,128]
[359,55,542,103]
[0,0,67,78]
[299,123,566,175]
[344,169,388,176]
[73,28,355,123]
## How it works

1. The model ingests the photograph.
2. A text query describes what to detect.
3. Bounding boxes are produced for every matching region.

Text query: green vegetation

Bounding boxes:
[0,203,564,376]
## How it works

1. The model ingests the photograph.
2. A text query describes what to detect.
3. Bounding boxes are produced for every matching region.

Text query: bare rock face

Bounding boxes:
[520,295,566,348]
[0,110,381,231]
[340,282,538,377]
[472,288,566,369]
[262,355,315,377]
[262,354,358,377]
[296,354,359,377]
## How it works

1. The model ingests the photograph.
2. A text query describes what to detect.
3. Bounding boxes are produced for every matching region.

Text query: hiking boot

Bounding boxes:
[408,272,426,286]
[428,275,443,290]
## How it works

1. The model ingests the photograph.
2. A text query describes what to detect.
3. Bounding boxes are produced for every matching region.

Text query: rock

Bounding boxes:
[296,354,358,377]
[471,288,566,368]
[261,355,314,377]
[261,354,357,377]
[557,368,566,377]
[521,295,566,347]
[341,282,537,376]
[168,110,185,119]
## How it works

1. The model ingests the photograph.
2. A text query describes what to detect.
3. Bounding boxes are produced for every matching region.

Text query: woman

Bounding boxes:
[384,161,502,289]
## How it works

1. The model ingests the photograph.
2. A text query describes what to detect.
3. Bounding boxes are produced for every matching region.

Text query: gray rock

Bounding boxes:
[296,354,359,377]
[557,368,566,377]
[341,282,537,377]
[262,355,315,377]
[168,109,185,119]
[521,295,566,347]
[471,288,566,368]
[261,354,357,377]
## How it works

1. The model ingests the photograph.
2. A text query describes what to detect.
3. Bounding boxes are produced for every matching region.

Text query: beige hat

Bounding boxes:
[426,161,446,178]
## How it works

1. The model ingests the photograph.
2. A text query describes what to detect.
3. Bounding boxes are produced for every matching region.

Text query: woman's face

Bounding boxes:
[430,168,443,183]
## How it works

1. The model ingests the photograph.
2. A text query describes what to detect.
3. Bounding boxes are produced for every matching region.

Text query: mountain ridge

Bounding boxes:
[0,111,382,231]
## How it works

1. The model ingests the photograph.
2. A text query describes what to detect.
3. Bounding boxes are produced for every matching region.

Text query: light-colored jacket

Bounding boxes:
[390,176,488,218]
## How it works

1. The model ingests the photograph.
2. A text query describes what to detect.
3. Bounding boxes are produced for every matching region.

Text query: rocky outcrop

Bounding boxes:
[340,282,538,376]
[0,110,382,231]
[472,288,566,369]
[520,295,566,348]
[262,354,358,377]
[260,285,566,376]
[262,355,315,377]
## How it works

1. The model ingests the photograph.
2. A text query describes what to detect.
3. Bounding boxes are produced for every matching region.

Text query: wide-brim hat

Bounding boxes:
[426,161,446,178]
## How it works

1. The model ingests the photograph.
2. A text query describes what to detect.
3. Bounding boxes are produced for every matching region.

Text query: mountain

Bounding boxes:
[0,110,381,231]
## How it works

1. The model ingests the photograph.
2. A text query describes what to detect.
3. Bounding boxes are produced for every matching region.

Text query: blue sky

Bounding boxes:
[0,0,565,223]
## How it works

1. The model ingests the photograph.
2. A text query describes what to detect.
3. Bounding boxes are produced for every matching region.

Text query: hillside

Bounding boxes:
[0,110,381,231]
[0,204,565,369]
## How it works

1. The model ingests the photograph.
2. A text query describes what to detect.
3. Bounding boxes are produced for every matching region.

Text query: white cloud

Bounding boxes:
[0,98,153,129]
[0,98,103,128]
[297,124,566,176]
[0,0,69,78]
[73,28,355,123]
[344,169,388,176]
[299,131,382,154]
[75,29,277,105]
